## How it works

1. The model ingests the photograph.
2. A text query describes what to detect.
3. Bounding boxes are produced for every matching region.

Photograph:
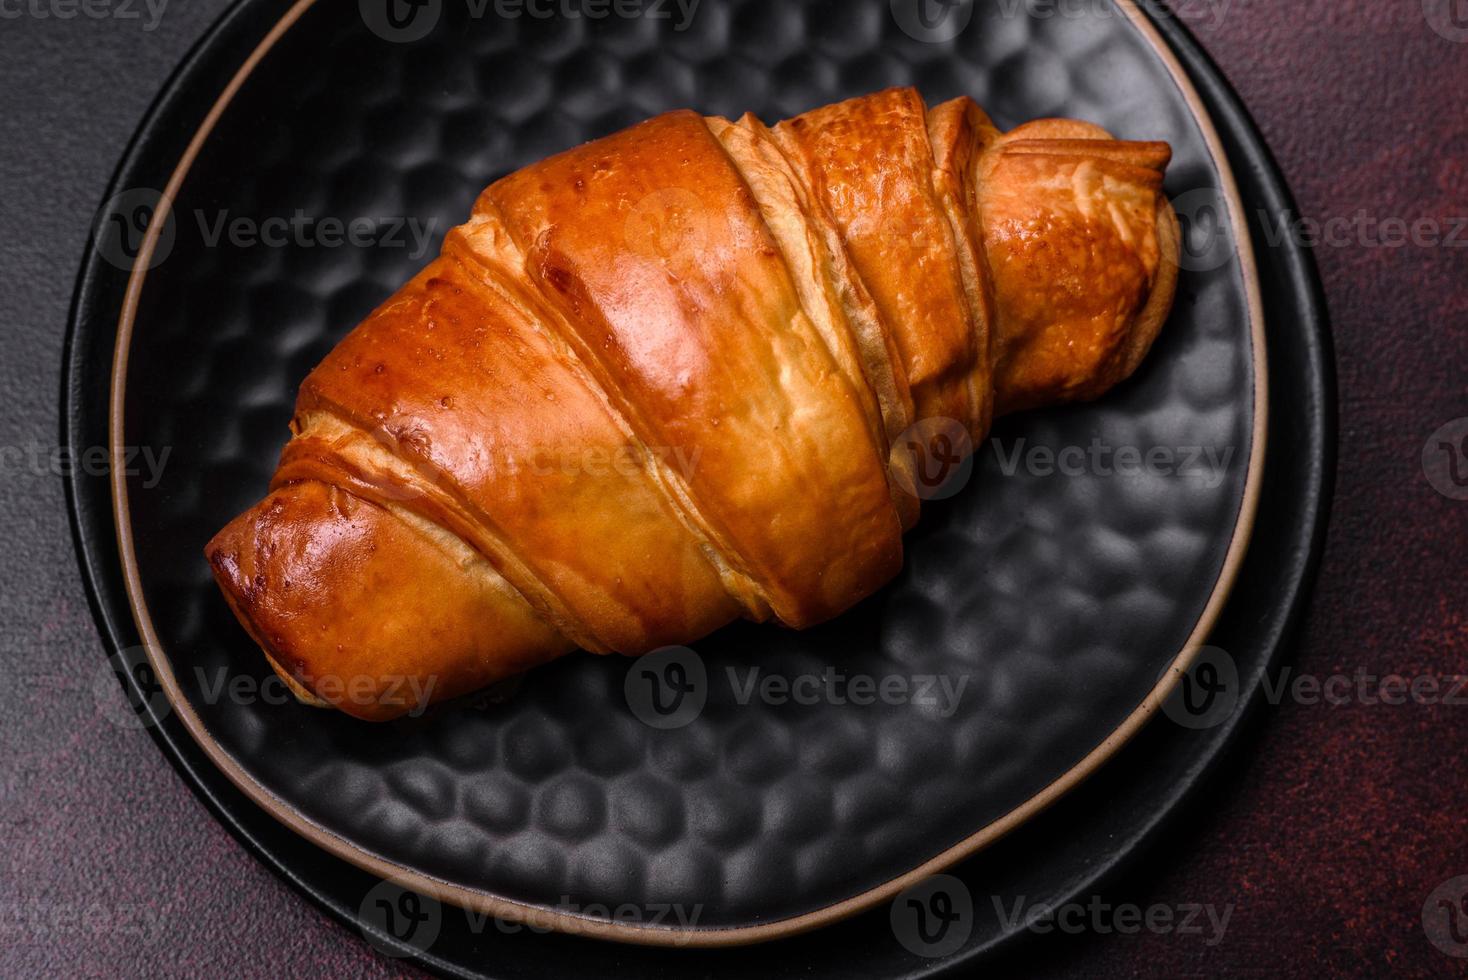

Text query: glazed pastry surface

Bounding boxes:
[207,87,1179,720]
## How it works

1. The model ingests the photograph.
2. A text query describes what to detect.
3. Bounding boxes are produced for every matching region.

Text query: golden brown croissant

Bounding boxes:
[206,87,1179,721]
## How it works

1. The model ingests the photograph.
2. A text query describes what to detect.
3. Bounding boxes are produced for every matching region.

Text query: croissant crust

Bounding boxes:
[206,88,1178,720]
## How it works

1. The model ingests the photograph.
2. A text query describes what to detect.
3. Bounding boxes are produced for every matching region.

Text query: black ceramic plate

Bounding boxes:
[65,0,1333,972]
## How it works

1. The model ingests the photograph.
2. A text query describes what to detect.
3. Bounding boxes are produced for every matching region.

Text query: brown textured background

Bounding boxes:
[1,1,1464,976]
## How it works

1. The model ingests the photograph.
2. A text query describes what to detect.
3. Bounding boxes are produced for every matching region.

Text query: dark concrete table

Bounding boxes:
[2,2,1463,976]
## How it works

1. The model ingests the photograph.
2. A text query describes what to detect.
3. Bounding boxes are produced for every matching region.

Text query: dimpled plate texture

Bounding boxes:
[118,0,1254,933]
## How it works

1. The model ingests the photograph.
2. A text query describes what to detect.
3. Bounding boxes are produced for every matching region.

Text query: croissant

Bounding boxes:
[206,87,1179,721]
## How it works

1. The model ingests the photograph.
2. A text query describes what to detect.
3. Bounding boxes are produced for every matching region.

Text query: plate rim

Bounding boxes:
[101,0,1269,948]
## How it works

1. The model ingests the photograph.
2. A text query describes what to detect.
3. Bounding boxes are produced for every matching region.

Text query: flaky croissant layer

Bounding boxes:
[207,87,1179,720]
